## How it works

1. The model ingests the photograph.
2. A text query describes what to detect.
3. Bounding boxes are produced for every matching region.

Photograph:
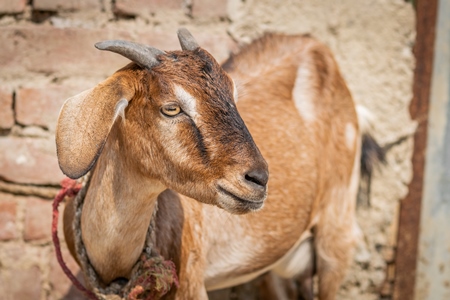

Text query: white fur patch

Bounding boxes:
[272,236,314,278]
[293,64,316,123]
[355,105,374,134]
[173,84,198,119]
[271,229,314,278]
[349,134,362,212]
[113,98,128,121]
[345,122,356,150]
[232,79,239,103]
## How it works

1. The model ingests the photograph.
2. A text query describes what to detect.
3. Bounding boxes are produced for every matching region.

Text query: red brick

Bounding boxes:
[115,0,183,16]
[0,26,133,79]
[16,84,91,131]
[0,87,14,130]
[23,197,65,242]
[0,136,64,185]
[0,0,26,14]
[49,247,86,300]
[0,266,42,300]
[192,0,228,18]
[0,27,236,80]
[0,244,26,263]
[33,0,100,11]
[0,194,17,240]
[24,197,52,241]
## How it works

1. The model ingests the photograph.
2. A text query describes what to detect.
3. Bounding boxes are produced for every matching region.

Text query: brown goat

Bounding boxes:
[57,29,367,300]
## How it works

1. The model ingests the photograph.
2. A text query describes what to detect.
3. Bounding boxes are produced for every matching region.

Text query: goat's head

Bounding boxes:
[56,29,268,214]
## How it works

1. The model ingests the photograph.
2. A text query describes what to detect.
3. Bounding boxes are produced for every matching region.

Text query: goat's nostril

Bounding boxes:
[245,168,269,187]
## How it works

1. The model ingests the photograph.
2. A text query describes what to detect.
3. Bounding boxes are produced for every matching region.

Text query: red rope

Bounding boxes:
[52,178,98,300]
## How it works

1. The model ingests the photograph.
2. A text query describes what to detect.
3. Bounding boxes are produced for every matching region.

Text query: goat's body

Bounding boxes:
[62,33,360,300]
[168,35,359,298]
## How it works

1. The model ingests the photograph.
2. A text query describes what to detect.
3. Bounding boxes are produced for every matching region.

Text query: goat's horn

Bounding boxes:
[95,40,165,69]
[177,28,199,51]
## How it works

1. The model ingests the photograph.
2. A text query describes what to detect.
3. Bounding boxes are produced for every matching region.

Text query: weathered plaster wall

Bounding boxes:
[0,0,415,299]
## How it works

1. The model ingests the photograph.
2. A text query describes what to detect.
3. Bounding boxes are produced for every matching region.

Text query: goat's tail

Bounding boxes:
[356,105,386,178]
[356,105,386,207]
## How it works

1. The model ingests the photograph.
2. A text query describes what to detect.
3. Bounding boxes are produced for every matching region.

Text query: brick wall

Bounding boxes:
[0,0,415,299]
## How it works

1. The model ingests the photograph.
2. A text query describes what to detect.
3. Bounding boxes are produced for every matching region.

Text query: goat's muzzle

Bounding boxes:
[215,164,269,214]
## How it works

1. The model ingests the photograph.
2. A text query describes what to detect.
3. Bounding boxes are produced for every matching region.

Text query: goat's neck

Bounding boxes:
[80,125,165,284]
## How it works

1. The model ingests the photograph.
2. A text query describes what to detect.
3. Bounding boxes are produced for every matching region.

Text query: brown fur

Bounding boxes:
[59,32,360,300]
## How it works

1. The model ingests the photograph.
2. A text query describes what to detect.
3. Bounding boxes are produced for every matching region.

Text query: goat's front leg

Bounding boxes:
[174,280,208,300]
[173,248,208,300]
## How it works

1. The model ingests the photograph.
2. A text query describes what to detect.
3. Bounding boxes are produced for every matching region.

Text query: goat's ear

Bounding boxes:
[56,74,135,179]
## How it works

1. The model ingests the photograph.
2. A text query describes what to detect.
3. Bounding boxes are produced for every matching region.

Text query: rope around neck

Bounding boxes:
[52,177,98,300]
[52,177,179,300]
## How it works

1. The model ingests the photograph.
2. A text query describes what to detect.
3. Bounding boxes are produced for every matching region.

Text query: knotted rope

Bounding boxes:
[52,177,179,300]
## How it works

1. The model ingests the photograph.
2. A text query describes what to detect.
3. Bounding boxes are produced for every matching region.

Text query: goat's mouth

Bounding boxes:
[217,185,265,214]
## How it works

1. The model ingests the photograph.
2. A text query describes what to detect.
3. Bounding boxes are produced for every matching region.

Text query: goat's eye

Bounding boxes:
[161,104,182,117]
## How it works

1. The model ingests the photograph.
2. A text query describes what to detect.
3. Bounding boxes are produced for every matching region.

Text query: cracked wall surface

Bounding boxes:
[0,0,415,299]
